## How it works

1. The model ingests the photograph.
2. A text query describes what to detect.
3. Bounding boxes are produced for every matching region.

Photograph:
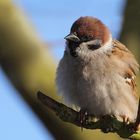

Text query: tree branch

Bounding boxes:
[37,91,140,140]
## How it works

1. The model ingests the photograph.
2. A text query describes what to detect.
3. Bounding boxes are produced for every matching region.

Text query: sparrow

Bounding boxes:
[56,16,139,124]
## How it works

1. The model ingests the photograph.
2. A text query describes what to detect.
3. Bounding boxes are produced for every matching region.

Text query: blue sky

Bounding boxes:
[0,0,126,140]
[14,0,126,59]
[0,68,53,140]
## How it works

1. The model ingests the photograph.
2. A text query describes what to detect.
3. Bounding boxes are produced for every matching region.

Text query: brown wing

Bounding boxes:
[112,40,139,99]
[112,40,140,129]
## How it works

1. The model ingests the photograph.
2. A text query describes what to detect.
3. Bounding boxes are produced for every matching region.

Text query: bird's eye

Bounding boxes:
[88,44,101,50]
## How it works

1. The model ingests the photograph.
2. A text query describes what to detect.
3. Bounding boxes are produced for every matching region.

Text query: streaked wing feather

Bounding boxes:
[112,40,139,99]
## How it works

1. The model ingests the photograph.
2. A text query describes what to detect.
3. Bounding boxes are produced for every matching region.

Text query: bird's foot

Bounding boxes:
[77,109,88,131]
[119,115,135,132]
[78,109,88,124]
[121,115,131,124]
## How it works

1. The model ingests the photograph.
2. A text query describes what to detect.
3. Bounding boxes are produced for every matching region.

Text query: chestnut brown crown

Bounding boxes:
[70,16,111,45]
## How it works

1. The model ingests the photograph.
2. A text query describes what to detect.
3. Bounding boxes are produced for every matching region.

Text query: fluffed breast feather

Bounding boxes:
[112,40,139,99]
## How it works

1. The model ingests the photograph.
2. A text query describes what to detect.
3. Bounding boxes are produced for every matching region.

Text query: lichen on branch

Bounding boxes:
[37,91,140,140]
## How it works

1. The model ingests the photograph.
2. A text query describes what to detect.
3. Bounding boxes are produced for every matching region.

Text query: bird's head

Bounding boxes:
[64,16,112,57]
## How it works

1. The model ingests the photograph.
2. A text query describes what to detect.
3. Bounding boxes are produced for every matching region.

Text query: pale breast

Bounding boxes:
[56,42,139,122]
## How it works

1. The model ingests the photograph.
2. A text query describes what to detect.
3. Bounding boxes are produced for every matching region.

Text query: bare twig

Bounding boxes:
[37,91,140,140]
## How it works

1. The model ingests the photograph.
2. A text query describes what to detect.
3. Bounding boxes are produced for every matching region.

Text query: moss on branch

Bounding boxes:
[37,91,140,140]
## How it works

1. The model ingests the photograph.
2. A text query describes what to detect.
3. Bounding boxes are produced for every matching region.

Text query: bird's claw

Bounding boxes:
[78,109,88,124]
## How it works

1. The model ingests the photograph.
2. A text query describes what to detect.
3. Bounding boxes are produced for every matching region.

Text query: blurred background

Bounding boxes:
[0,0,140,140]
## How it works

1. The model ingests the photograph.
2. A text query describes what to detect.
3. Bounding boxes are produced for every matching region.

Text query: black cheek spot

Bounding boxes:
[88,44,101,50]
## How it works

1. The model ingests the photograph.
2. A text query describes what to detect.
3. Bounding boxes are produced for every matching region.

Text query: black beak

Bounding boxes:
[64,33,80,42]
[64,33,80,57]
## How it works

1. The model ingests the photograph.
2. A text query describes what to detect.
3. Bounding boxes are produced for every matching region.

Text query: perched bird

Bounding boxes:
[56,16,139,124]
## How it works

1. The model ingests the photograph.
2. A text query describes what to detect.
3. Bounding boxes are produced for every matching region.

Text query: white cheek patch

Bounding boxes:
[83,39,102,46]
[76,35,113,59]
[100,35,113,51]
